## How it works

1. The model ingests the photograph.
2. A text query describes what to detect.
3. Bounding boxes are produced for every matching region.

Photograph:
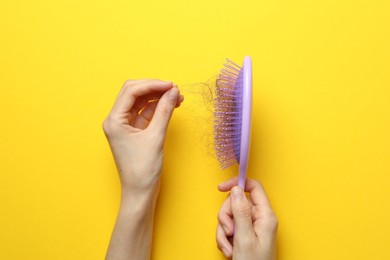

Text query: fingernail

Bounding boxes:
[168,87,178,101]
[231,186,244,200]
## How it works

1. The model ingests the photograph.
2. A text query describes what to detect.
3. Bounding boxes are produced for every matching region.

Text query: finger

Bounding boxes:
[148,87,180,134]
[216,224,233,258]
[131,92,182,129]
[176,94,184,107]
[244,178,273,210]
[247,196,254,208]
[169,84,184,109]
[138,101,158,121]
[111,80,173,115]
[117,79,146,96]
[230,186,256,243]
[217,197,234,237]
[132,101,158,129]
[132,88,183,111]
[129,93,162,126]
[218,177,238,192]
[219,177,273,210]
[131,114,149,129]
[133,93,163,111]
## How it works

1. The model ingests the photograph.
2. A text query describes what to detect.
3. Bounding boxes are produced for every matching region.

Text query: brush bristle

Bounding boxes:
[214,58,244,169]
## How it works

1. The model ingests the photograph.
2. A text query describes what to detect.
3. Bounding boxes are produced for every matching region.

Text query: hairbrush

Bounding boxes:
[213,56,252,190]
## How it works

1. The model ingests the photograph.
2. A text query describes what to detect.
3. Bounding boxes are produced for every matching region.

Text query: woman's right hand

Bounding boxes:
[102,79,183,198]
[216,177,278,260]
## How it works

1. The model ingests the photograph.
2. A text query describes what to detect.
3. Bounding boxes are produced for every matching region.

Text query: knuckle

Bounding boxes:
[119,81,137,96]
[265,212,279,232]
[123,79,135,86]
[253,179,263,190]
[215,237,221,249]
[217,212,224,223]
[270,214,279,231]
[235,205,252,220]
[102,118,109,134]
[102,116,117,138]
[123,84,134,94]
[215,233,222,249]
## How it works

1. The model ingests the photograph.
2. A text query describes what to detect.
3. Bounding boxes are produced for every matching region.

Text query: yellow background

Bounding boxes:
[1,0,389,259]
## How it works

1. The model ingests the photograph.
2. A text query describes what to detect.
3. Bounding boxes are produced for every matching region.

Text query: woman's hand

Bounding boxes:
[104,79,183,260]
[103,79,183,198]
[216,177,278,260]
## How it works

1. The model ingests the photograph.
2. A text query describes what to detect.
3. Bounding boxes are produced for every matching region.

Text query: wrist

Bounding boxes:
[118,164,163,196]
[106,183,159,260]
[120,182,160,218]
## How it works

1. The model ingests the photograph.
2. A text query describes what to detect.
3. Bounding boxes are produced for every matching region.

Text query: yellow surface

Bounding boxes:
[1,0,389,259]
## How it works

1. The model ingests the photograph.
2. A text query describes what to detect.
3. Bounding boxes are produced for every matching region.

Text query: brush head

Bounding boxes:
[213,56,252,172]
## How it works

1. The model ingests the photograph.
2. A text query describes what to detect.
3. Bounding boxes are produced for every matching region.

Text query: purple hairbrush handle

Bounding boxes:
[238,56,252,190]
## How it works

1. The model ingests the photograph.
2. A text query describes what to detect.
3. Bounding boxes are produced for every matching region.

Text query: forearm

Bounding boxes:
[103,80,182,259]
[106,188,159,260]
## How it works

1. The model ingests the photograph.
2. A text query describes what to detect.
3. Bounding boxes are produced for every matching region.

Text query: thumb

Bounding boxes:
[230,186,255,241]
[149,87,179,133]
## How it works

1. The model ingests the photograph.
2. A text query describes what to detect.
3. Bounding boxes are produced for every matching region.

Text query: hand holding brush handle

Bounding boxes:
[216,177,278,260]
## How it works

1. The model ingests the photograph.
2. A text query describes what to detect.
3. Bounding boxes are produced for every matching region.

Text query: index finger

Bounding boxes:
[110,79,174,115]
[244,178,273,211]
